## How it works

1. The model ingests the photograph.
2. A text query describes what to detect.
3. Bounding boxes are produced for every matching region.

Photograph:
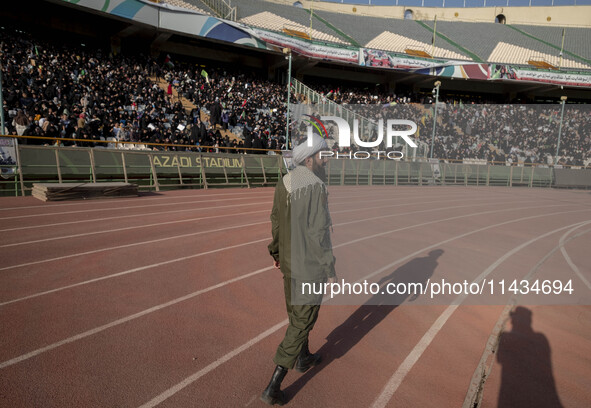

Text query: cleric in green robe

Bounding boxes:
[261,133,337,406]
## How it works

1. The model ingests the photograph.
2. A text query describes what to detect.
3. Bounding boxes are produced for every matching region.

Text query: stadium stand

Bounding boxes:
[240,11,348,44]
[196,0,237,20]
[488,42,590,70]
[164,0,211,14]
[2,19,590,167]
[313,10,473,59]
[1,0,590,168]
[290,82,591,167]
[301,7,591,68]
[365,31,470,60]
[0,26,290,154]
[419,19,591,68]
[234,0,352,43]
[511,25,591,62]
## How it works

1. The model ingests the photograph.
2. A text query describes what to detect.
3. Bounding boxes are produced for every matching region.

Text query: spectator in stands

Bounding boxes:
[209,97,222,129]
[12,110,29,136]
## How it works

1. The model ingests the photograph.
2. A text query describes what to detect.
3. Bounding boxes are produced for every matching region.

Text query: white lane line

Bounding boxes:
[0,238,270,307]
[0,190,470,222]
[374,305,461,408]
[0,201,270,233]
[0,190,382,218]
[560,226,591,290]
[335,204,570,252]
[0,191,274,211]
[0,196,274,220]
[137,319,289,408]
[0,265,274,370]
[1,196,498,248]
[369,219,591,408]
[0,203,574,307]
[0,187,437,212]
[335,199,541,230]
[332,196,525,218]
[0,196,505,270]
[2,208,588,380]
[0,191,460,233]
[462,222,591,408]
[0,221,269,272]
[0,209,270,248]
[0,200,509,305]
[133,209,591,408]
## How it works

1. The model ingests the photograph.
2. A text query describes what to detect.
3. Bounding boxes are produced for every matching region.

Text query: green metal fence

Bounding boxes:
[1,146,285,196]
[3,145,590,197]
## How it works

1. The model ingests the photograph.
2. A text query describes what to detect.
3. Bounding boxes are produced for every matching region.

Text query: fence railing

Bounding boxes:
[0,145,284,196]
[201,0,236,21]
[324,159,561,188]
[3,145,591,197]
[318,0,585,8]
[291,78,429,159]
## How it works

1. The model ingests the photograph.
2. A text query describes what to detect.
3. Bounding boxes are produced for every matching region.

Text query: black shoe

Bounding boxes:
[295,347,321,373]
[261,365,288,406]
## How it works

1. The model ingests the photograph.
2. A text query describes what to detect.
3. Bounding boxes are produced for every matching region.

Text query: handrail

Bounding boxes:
[0,134,280,154]
[2,134,589,169]
[292,78,378,129]
[201,0,236,21]
[291,79,428,159]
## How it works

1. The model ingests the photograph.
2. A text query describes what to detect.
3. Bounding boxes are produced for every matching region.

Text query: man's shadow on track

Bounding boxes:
[284,249,443,401]
[497,306,563,408]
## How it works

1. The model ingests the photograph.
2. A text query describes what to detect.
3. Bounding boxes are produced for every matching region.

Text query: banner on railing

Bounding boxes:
[152,153,242,169]
[414,63,491,80]
[360,48,451,70]
[489,64,591,87]
[138,0,203,15]
[246,29,591,88]
[0,138,18,175]
[250,29,361,65]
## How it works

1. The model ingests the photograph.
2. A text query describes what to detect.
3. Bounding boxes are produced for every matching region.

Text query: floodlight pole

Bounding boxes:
[554,96,567,165]
[284,48,292,150]
[0,58,5,135]
[309,0,314,35]
[430,81,441,159]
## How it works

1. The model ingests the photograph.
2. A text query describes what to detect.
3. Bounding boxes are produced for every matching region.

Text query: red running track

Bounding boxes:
[0,186,589,408]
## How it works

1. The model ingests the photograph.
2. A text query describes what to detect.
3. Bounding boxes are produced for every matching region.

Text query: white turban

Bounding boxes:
[292,133,328,165]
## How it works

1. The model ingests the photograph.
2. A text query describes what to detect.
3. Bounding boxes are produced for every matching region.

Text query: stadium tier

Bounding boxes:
[59,0,591,70]
[166,0,211,14]
[2,9,591,408]
[512,24,591,61]
[312,10,474,57]
[0,0,590,177]
[316,0,591,6]
[238,2,591,68]
[235,0,351,43]
[418,19,591,68]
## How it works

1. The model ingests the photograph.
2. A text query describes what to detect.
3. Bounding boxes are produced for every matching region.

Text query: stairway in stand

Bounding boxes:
[151,76,242,143]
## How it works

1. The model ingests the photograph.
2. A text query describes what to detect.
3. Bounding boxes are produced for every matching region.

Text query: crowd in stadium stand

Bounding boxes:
[154,63,289,152]
[430,104,591,167]
[1,26,589,167]
[0,27,288,154]
[303,85,591,167]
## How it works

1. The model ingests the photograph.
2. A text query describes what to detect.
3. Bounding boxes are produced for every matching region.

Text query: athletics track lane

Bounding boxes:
[0,187,589,407]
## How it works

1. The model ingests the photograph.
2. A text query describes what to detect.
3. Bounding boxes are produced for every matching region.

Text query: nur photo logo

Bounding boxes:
[303,115,418,160]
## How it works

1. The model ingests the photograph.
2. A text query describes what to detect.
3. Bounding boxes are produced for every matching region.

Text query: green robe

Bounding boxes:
[268,165,336,283]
